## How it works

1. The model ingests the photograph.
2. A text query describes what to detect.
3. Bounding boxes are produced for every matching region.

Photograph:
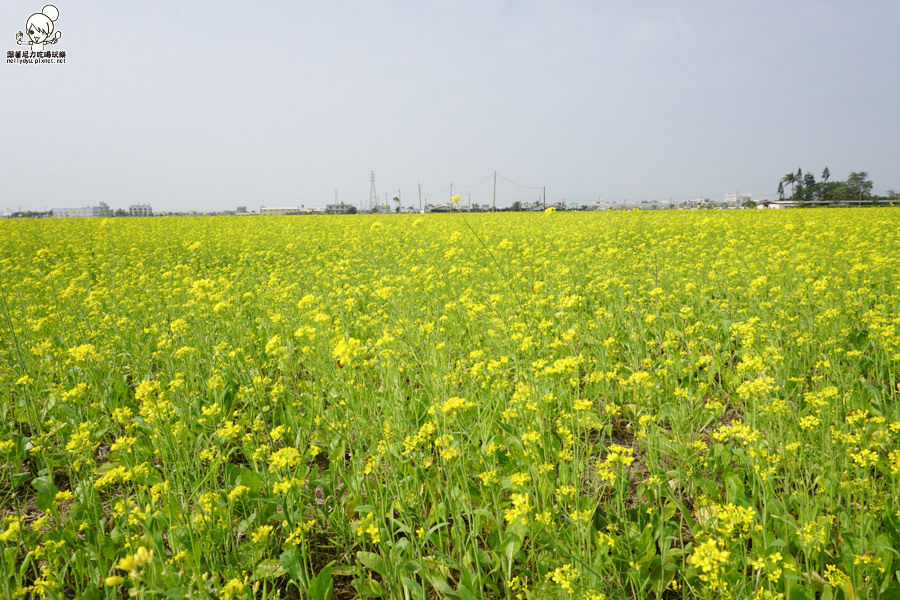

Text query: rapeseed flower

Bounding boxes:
[268,447,302,471]
[688,538,730,592]
[3,207,899,597]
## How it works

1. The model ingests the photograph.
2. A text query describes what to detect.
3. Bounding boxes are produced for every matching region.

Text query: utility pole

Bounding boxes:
[418,182,422,213]
[492,171,497,213]
[543,186,546,210]
[450,183,453,201]
[468,193,471,212]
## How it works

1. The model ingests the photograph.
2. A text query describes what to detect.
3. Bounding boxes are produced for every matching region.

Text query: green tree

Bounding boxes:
[802,173,817,202]
[777,181,785,200]
[781,172,798,200]
[821,166,830,183]
[821,181,855,203]
[846,172,873,203]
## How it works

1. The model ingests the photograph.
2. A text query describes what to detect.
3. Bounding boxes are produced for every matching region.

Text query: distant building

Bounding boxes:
[724,193,751,207]
[325,202,354,214]
[129,204,153,217]
[681,198,711,209]
[93,202,113,217]
[236,206,248,214]
[260,207,301,215]
[52,202,113,218]
[52,207,88,218]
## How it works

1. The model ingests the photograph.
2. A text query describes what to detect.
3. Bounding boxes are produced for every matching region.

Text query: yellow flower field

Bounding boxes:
[1,209,899,599]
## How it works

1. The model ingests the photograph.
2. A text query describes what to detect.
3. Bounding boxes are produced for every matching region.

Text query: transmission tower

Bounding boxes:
[369,171,378,212]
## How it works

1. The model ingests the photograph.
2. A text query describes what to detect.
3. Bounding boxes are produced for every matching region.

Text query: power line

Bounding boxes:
[496,172,544,190]
[422,185,451,197]
[454,174,495,189]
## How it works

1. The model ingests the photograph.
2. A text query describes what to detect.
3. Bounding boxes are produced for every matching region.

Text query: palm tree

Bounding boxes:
[781,172,797,200]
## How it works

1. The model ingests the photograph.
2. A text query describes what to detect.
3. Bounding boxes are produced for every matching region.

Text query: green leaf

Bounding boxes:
[695,476,720,499]
[402,577,424,598]
[788,584,814,600]
[353,577,386,598]
[224,464,264,495]
[32,475,59,511]
[12,434,29,459]
[880,581,900,600]
[252,559,286,581]
[308,563,334,600]
[71,481,101,520]
[457,582,479,600]
[723,470,746,502]
[426,574,459,598]
[662,500,677,522]
[101,535,118,560]
[357,551,388,577]
[280,548,305,584]
[648,561,677,596]
[11,472,31,488]
[236,512,257,537]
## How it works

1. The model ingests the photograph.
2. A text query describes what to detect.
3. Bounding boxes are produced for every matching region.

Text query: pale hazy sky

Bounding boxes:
[3,1,898,213]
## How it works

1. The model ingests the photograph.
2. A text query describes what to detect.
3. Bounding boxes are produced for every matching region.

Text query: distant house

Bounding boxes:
[325,202,354,214]
[129,204,153,217]
[52,202,113,218]
[680,198,712,209]
[757,201,796,209]
[724,193,751,207]
[260,207,301,215]
[52,207,88,218]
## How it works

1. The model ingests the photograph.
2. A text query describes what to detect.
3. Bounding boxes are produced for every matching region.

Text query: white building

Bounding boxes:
[92,202,113,217]
[260,207,300,215]
[681,198,712,209]
[724,193,751,207]
[325,202,354,214]
[52,202,113,218]
[129,204,153,217]
[757,201,796,209]
[52,207,89,218]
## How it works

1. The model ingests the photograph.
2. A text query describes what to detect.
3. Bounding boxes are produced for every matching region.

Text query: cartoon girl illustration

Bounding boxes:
[16,5,62,52]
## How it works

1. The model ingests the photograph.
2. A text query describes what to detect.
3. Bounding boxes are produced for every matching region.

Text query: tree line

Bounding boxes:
[778,168,898,204]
